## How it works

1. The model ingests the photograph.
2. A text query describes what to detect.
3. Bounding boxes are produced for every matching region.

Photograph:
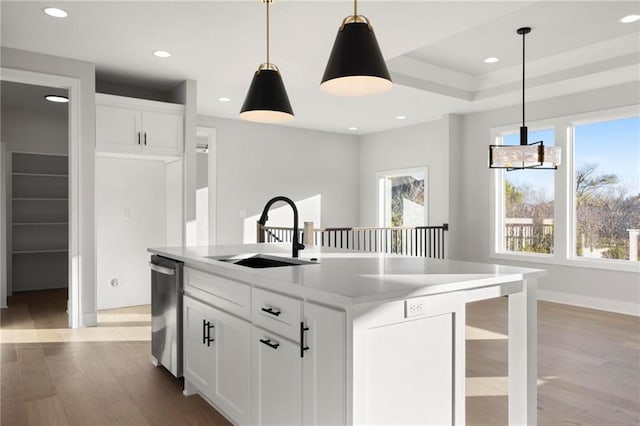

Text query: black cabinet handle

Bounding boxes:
[202,319,215,346]
[261,307,281,317]
[259,338,280,350]
[300,322,310,358]
[144,132,147,146]
[137,132,141,145]
[206,322,215,346]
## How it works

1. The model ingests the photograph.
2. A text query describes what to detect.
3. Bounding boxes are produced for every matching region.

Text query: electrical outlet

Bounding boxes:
[405,299,426,318]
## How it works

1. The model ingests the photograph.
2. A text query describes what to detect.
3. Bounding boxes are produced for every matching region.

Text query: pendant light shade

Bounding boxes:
[489,27,561,170]
[240,63,294,123]
[240,0,294,123]
[320,3,392,96]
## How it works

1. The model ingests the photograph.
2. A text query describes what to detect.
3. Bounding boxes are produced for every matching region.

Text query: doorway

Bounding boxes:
[1,68,81,328]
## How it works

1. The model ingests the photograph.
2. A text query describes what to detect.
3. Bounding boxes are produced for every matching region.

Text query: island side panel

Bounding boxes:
[508,277,538,426]
[351,293,465,425]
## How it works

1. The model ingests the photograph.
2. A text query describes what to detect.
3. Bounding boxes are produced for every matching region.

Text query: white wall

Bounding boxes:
[196,116,360,244]
[169,81,197,246]
[96,157,167,309]
[1,107,68,154]
[166,159,184,247]
[1,47,96,326]
[195,151,209,245]
[359,115,456,228]
[451,82,640,315]
[0,142,6,308]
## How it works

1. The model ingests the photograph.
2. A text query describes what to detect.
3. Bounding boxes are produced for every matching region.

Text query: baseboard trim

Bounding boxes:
[538,289,640,317]
[82,311,98,327]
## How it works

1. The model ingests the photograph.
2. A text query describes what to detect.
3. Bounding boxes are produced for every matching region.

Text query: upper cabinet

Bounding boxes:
[96,94,184,157]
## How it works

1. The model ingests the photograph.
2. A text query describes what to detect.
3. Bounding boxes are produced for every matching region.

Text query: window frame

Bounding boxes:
[490,106,640,273]
[376,167,429,228]
[490,121,558,259]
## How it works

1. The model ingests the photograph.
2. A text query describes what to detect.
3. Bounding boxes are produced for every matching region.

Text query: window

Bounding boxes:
[497,128,556,255]
[572,116,640,262]
[378,168,427,227]
[492,107,640,271]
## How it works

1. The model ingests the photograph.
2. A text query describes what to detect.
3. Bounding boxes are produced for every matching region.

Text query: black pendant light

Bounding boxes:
[489,27,561,170]
[240,0,294,123]
[320,0,392,96]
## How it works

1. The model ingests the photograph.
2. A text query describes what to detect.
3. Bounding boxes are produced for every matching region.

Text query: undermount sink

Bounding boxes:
[207,253,319,268]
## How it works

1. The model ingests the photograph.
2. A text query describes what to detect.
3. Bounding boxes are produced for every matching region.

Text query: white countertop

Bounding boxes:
[149,243,544,306]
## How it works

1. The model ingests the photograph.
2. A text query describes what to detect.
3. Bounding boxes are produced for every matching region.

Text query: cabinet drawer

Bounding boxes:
[184,267,251,319]
[252,288,302,342]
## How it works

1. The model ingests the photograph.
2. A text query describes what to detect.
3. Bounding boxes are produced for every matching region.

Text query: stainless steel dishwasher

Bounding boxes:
[149,255,183,378]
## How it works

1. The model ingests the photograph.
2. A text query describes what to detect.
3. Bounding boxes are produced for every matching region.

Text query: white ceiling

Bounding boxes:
[1,1,639,135]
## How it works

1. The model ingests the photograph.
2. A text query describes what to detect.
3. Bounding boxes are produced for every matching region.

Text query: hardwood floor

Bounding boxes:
[466,297,640,425]
[1,289,638,425]
[1,289,230,426]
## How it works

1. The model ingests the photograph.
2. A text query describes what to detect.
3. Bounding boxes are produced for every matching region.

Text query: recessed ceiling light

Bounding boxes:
[620,14,640,23]
[348,126,358,131]
[396,115,407,120]
[484,57,500,64]
[43,7,68,18]
[153,50,172,58]
[45,95,69,103]
[218,97,231,103]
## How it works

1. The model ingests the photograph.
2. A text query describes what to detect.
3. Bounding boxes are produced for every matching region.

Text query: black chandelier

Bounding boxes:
[489,27,561,170]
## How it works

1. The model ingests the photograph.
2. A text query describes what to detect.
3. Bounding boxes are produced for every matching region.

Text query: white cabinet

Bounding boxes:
[183,295,251,425]
[183,295,215,397]
[351,293,464,425]
[302,303,346,426]
[183,268,347,426]
[210,306,251,425]
[96,94,184,157]
[252,327,303,426]
[251,299,346,426]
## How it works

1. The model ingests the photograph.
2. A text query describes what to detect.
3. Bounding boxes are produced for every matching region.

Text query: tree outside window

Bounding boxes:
[573,116,640,262]
[500,129,556,254]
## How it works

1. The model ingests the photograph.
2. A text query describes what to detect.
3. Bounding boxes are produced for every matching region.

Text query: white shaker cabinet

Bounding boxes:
[251,301,345,426]
[96,94,184,157]
[250,287,346,426]
[183,295,215,398]
[302,303,346,426]
[252,327,303,426]
[183,295,251,425]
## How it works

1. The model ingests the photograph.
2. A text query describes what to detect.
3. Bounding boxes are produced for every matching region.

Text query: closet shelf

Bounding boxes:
[12,172,68,177]
[10,153,70,291]
[12,198,68,201]
[13,222,68,226]
[12,249,69,254]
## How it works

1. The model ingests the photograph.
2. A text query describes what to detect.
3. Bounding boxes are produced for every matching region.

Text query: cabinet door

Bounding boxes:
[352,293,464,425]
[141,111,183,156]
[211,307,251,426]
[96,105,141,154]
[183,296,215,399]
[303,303,346,426]
[252,327,302,426]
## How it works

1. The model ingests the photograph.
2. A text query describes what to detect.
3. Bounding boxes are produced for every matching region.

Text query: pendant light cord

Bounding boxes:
[266,0,270,65]
[522,29,525,128]
[354,0,358,17]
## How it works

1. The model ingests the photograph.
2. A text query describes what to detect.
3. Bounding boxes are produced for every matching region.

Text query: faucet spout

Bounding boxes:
[257,196,305,258]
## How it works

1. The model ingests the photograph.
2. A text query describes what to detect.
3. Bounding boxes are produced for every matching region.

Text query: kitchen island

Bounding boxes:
[149,243,543,426]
